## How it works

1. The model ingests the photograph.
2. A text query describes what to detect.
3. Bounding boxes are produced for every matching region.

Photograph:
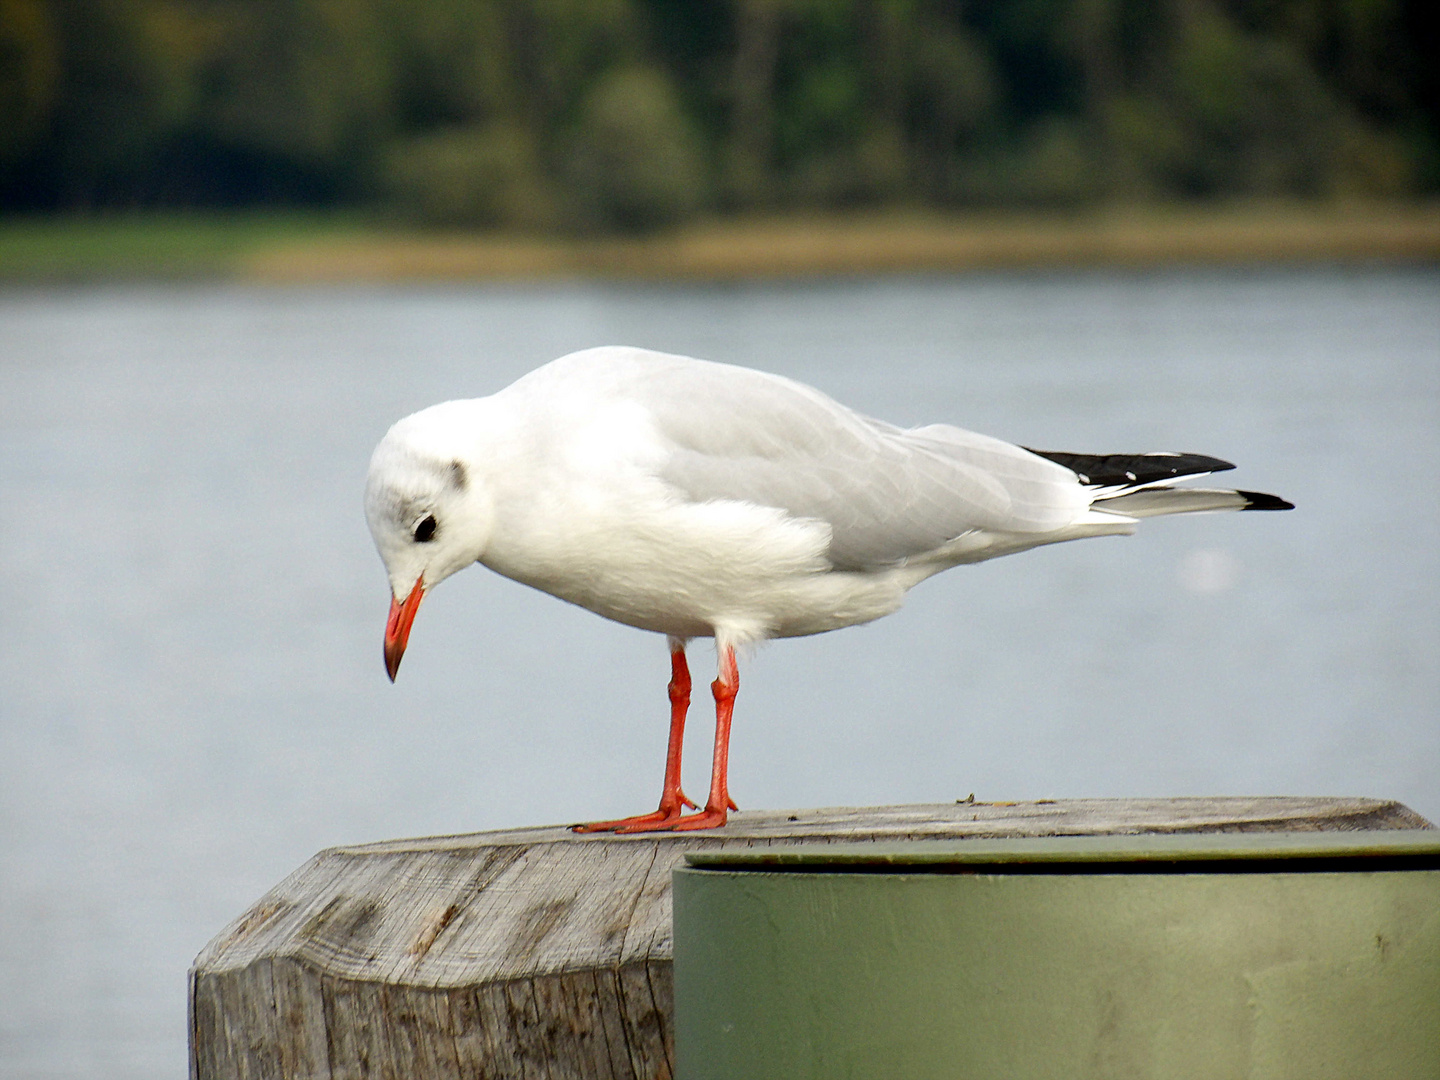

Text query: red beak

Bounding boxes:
[384,577,425,681]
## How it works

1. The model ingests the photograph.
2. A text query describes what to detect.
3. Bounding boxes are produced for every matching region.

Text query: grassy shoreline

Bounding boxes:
[2,202,1438,283]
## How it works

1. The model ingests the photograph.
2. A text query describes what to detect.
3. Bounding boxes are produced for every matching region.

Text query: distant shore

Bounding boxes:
[3,202,1438,283]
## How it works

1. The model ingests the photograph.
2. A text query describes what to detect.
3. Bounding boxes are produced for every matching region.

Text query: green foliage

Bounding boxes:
[381,123,556,228]
[381,0,514,128]
[0,209,366,278]
[1,0,1434,222]
[1170,10,1338,194]
[199,0,394,173]
[40,0,194,202]
[0,0,60,164]
[560,64,706,231]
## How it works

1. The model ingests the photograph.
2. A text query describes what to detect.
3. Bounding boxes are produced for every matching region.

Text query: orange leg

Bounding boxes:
[573,640,699,833]
[669,643,740,831]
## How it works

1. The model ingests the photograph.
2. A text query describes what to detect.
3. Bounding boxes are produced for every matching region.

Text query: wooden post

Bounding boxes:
[190,797,1431,1079]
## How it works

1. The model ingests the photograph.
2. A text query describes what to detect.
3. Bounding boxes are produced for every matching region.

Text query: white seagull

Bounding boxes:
[365,346,1291,832]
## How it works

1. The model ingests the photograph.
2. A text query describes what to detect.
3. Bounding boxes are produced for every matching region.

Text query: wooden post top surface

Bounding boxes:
[190,797,1433,1079]
[195,797,1429,988]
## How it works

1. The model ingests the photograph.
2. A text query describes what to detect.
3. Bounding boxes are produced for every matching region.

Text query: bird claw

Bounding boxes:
[614,813,688,834]
[573,812,672,833]
[572,791,699,834]
[573,791,733,833]
[667,805,731,832]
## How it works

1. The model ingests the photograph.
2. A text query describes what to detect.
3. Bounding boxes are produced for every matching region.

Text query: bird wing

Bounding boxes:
[577,350,1089,570]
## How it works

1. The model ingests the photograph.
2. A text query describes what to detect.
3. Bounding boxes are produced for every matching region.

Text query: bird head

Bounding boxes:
[364,404,494,680]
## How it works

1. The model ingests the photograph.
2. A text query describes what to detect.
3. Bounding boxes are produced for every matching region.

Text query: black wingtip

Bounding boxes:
[1023,449,1236,486]
[1190,454,1237,474]
[1238,490,1294,511]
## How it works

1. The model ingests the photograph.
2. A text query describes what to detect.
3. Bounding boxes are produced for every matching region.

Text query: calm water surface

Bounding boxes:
[1,269,1437,1077]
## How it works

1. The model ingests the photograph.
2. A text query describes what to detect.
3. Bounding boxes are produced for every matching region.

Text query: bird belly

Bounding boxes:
[482,496,907,642]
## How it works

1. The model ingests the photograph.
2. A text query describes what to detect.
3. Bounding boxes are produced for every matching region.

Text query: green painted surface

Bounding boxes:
[673,837,1440,1080]
[683,829,1440,869]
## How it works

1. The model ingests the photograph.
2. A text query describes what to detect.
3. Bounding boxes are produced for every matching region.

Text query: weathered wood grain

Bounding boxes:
[190,797,1431,1079]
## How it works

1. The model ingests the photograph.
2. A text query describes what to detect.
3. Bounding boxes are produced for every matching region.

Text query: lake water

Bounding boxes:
[1,269,1437,1077]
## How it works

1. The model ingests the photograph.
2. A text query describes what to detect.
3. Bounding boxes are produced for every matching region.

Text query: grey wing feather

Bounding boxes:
[630,356,1084,569]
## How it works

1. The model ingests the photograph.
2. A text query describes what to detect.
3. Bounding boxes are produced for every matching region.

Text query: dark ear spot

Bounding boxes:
[413,514,438,543]
[449,460,468,491]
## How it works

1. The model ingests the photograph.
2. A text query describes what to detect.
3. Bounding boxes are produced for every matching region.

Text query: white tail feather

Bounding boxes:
[1092,487,1252,518]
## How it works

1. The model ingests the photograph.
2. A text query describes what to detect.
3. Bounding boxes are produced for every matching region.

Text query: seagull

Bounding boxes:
[365,346,1291,832]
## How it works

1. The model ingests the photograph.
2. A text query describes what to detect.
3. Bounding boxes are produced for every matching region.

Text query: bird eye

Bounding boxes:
[413,514,437,543]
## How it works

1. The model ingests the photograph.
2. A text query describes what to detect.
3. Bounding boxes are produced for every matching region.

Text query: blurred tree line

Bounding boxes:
[1,0,1435,231]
